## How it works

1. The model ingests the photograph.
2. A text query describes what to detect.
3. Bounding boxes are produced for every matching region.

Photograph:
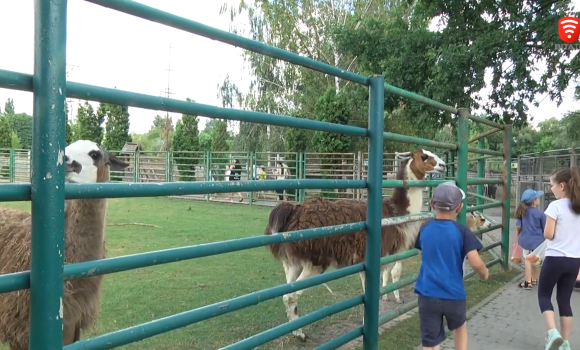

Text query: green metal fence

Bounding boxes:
[0,0,511,349]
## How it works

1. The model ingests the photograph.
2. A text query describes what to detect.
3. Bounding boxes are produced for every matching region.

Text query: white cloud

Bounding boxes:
[0,0,578,138]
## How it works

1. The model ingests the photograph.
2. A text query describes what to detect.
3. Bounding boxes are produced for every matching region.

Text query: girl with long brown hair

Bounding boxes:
[538,166,580,350]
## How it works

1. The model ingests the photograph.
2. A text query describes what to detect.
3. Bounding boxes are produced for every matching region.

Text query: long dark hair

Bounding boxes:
[515,201,531,219]
[551,166,580,215]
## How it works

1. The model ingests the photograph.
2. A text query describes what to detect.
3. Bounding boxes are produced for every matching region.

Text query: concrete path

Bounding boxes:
[434,282,580,350]
[421,211,580,350]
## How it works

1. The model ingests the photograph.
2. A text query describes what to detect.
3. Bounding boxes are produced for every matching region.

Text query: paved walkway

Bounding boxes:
[434,282,580,349]
[422,213,580,350]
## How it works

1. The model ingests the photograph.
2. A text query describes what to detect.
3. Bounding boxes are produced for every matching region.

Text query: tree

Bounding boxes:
[101,103,131,151]
[65,102,73,144]
[312,88,352,156]
[5,113,33,149]
[334,0,579,128]
[172,98,201,181]
[3,98,14,116]
[76,101,104,145]
[0,117,12,149]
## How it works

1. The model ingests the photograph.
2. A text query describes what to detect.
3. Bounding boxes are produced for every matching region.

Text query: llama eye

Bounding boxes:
[89,151,100,159]
[421,154,429,161]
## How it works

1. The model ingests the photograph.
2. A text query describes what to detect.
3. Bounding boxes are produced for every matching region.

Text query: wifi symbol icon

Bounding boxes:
[559,16,580,44]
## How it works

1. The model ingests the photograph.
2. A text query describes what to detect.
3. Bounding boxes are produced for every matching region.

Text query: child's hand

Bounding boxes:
[479,268,489,281]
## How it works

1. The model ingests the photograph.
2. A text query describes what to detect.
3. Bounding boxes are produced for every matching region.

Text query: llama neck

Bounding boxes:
[406,162,424,215]
[65,198,108,262]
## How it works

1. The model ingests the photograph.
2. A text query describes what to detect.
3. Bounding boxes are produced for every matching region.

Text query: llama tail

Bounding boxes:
[265,202,296,260]
[266,202,296,235]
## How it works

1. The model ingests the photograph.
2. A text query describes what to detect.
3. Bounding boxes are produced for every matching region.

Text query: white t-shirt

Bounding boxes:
[544,198,580,258]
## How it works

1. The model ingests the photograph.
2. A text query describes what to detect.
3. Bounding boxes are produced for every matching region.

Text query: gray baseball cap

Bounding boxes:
[432,181,465,211]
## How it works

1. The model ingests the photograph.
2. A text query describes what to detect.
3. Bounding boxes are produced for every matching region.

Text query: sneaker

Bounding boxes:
[559,340,570,350]
[546,329,564,350]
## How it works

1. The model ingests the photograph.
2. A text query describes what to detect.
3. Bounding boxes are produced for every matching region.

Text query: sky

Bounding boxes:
[0,0,578,136]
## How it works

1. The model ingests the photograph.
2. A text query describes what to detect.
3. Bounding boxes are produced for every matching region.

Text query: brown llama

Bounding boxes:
[0,140,129,349]
[264,149,446,341]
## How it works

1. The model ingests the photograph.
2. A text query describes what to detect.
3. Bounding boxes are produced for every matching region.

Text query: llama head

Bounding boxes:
[64,140,130,183]
[467,211,492,230]
[395,149,446,180]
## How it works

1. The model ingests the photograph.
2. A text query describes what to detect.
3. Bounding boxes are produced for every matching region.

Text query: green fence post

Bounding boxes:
[456,108,470,226]
[450,151,456,178]
[166,151,171,182]
[9,149,15,183]
[300,152,306,203]
[248,152,254,205]
[364,75,384,349]
[29,0,67,347]
[477,139,485,206]
[133,149,140,182]
[502,125,513,268]
[427,173,433,212]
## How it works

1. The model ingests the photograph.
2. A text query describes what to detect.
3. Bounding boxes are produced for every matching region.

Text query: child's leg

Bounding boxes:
[555,258,580,341]
[532,264,540,284]
[442,299,467,350]
[452,323,468,350]
[417,295,445,350]
[537,257,565,349]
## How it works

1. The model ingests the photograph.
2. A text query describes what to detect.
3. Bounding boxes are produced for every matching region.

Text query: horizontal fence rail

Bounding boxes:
[0,0,512,349]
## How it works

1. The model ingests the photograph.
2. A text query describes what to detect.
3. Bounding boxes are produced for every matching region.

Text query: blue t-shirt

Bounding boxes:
[516,206,546,251]
[414,219,483,300]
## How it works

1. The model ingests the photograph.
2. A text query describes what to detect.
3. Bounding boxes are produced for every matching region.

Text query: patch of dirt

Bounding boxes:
[267,286,418,350]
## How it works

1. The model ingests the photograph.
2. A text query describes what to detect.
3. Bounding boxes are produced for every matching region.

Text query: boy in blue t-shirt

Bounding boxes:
[414,182,489,350]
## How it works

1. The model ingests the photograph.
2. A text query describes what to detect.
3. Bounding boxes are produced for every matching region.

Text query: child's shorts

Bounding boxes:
[522,248,532,259]
[418,294,466,347]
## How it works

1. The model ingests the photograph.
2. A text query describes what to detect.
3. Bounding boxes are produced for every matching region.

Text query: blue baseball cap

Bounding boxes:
[520,188,544,203]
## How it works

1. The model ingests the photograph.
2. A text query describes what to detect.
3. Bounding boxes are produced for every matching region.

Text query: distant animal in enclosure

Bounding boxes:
[264,149,445,341]
[484,184,497,199]
[0,140,129,349]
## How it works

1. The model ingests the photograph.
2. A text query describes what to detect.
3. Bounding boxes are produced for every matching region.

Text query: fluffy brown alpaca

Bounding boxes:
[0,140,129,349]
[264,149,446,340]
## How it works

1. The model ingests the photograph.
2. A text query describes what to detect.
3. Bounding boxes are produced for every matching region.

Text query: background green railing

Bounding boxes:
[0,0,512,349]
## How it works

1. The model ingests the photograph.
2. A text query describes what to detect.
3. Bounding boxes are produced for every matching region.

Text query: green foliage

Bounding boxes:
[101,103,131,151]
[10,132,21,149]
[76,101,104,145]
[211,120,229,152]
[65,102,73,144]
[5,113,33,149]
[312,88,352,158]
[172,98,201,181]
[0,117,12,148]
[3,98,14,115]
[333,0,579,128]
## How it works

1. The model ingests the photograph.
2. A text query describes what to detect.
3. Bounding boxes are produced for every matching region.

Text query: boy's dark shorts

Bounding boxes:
[418,294,466,347]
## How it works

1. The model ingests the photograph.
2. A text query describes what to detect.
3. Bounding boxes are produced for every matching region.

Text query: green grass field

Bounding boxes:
[0,197,518,349]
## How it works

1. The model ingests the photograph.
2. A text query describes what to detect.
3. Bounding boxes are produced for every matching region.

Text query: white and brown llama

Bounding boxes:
[0,140,129,349]
[264,149,445,341]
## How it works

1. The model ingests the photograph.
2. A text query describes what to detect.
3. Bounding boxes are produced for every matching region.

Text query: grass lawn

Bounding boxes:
[0,197,517,349]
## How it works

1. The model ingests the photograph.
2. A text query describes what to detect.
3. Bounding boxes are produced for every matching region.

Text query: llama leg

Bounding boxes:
[63,322,78,345]
[381,263,394,301]
[391,261,404,304]
[285,263,324,341]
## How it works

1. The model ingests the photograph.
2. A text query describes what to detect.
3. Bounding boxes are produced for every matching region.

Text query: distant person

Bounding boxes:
[537,167,580,350]
[515,189,546,290]
[273,161,290,201]
[414,182,487,350]
[229,158,244,202]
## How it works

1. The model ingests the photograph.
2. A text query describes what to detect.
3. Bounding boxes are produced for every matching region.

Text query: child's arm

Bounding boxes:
[543,203,558,240]
[462,226,488,280]
[466,250,489,280]
[544,216,556,240]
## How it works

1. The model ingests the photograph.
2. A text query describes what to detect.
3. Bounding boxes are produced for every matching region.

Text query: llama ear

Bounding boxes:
[395,151,412,160]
